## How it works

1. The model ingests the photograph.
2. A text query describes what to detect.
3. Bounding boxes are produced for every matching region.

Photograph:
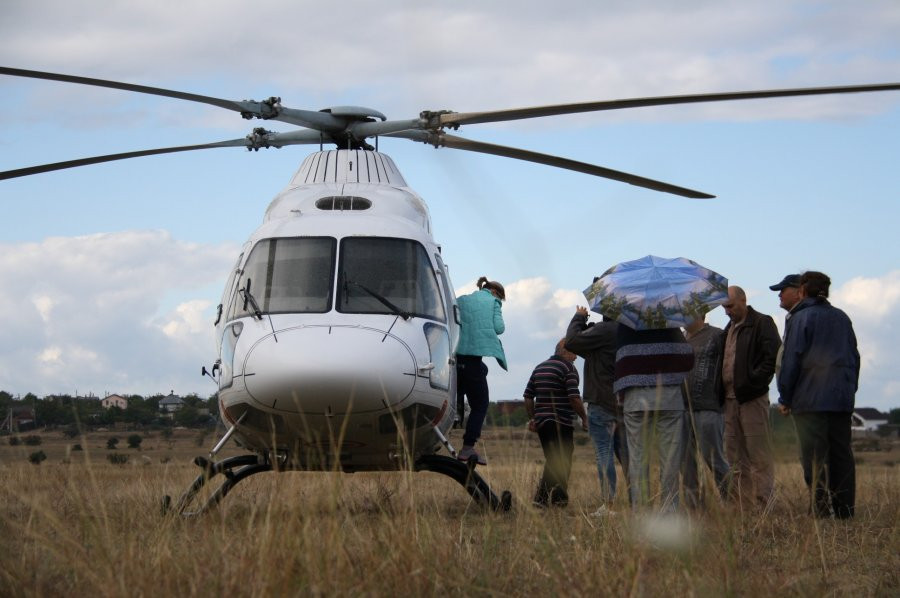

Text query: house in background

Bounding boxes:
[159,391,185,415]
[852,408,888,433]
[101,394,127,410]
[2,404,36,432]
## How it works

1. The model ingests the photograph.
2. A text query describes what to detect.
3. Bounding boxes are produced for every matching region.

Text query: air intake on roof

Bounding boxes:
[315,196,372,211]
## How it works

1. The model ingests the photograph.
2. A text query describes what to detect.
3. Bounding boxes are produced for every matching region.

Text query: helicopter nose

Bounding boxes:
[242,325,416,414]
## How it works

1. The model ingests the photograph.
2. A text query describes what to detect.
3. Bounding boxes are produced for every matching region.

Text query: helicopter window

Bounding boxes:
[424,323,451,390]
[337,237,445,321]
[230,237,336,317]
[315,196,372,211]
[433,254,456,324]
[219,253,243,324]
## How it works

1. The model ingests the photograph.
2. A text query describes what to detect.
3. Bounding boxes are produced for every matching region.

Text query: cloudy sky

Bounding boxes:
[1,0,898,411]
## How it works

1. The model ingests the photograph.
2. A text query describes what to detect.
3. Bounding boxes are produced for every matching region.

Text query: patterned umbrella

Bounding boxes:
[584,255,728,330]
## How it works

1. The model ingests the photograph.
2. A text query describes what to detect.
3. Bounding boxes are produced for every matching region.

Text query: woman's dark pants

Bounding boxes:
[456,355,489,447]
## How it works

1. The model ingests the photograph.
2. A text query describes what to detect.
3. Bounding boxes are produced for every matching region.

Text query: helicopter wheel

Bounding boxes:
[414,454,512,511]
[163,454,272,518]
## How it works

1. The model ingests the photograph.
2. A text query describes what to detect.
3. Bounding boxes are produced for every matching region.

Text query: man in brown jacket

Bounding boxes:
[719,286,782,509]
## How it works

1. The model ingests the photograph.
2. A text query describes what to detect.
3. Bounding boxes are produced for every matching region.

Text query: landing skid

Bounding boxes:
[162,453,512,517]
[162,454,272,517]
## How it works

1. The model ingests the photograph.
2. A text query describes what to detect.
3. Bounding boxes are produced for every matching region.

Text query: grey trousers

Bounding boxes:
[624,407,684,512]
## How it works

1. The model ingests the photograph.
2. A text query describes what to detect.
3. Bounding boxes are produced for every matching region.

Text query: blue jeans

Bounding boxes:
[588,404,629,503]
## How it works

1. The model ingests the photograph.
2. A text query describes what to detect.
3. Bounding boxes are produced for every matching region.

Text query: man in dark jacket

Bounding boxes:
[777,271,859,518]
[682,314,730,507]
[565,306,628,514]
[719,286,781,508]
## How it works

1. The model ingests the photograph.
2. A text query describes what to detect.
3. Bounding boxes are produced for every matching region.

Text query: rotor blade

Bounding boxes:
[440,83,900,127]
[0,129,327,181]
[389,131,713,199]
[0,140,254,180]
[1,66,257,113]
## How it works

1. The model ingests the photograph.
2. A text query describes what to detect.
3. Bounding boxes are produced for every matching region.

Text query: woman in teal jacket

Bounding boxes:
[456,276,507,464]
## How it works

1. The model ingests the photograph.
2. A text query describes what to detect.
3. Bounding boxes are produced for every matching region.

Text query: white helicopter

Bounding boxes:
[2,67,898,515]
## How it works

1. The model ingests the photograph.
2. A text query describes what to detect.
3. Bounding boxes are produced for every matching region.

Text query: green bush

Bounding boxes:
[107,453,129,465]
[28,450,47,464]
[9,436,21,446]
[127,434,143,449]
[107,437,119,449]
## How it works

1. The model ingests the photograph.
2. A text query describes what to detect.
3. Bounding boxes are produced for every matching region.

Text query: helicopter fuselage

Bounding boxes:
[215,149,459,471]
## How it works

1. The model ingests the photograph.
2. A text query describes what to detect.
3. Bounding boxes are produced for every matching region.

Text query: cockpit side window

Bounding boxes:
[219,253,243,324]
[337,237,446,321]
[229,237,336,318]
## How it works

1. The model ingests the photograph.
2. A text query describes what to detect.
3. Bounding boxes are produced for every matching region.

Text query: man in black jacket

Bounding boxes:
[719,286,781,508]
[565,306,629,514]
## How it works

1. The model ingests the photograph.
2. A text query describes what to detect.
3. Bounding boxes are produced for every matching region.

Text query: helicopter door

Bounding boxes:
[433,253,459,352]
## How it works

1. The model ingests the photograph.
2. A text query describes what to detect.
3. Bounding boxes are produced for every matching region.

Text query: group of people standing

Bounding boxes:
[453,270,860,518]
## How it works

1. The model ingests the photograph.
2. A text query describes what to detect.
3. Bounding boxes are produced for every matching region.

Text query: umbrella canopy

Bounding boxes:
[584,255,728,330]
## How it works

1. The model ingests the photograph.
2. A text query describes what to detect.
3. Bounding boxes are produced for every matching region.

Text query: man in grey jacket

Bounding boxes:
[682,315,730,508]
[565,306,629,513]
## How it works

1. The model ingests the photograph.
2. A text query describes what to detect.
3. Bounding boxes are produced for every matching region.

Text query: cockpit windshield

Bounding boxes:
[338,237,445,321]
[230,237,336,318]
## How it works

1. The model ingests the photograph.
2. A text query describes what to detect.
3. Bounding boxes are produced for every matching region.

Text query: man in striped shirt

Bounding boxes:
[524,339,589,507]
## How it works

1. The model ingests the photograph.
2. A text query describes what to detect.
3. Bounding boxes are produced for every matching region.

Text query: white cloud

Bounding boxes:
[2,0,899,129]
[0,231,237,397]
[32,295,54,323]
[832,271,900,321]
[37,346,62,365]
[829,272,900,410]
[160,299,214,341]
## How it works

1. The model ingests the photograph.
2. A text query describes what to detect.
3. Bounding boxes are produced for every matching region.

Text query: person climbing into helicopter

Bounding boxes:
[455,276,507,465]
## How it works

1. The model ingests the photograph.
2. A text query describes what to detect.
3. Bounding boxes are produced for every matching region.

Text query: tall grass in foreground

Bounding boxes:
[0,431,898,597]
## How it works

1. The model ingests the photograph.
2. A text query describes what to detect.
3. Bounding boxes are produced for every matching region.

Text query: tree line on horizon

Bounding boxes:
[0,390,218,430]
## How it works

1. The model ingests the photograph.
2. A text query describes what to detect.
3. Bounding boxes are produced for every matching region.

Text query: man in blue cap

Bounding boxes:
[777,271,860,518]
[770,274,802,377]
[770,274,803,316]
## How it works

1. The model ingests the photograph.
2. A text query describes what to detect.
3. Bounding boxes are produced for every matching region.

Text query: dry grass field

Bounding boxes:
[1,426,898,597]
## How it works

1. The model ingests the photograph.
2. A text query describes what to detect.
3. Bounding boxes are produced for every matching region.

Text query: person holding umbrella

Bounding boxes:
[614,324,694,512]
[586,256,727,512]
